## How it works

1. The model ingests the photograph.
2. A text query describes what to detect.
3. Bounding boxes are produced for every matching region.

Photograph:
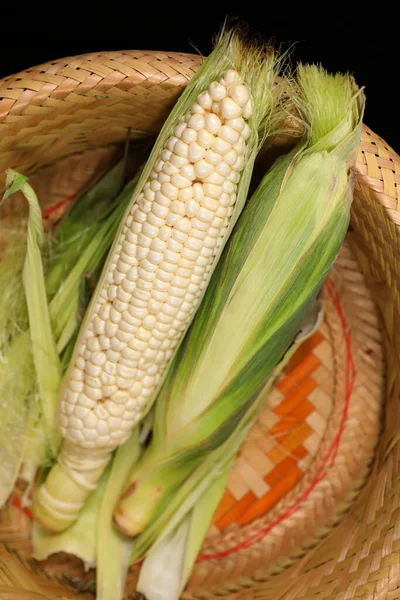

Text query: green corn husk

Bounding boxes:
[116,63,365,564]
[0,162,139,506]
[137,302,323,600]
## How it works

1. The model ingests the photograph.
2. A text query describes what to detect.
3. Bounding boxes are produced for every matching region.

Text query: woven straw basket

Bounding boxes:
[0,50,398,600]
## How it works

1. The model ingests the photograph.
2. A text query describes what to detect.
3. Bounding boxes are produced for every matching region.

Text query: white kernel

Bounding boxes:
[116,259,130,275]
[69,379,83,393]
[243,99,252,119]
[177,187,192,201]
[174,121,187,138]
[223,180,235,194]
[163,302,179,315]
[197,207,215,223]
[171,173,191,189]
[93,316,105,336]
[171,201,185,217]
[194,160,214,180]
[152,202,169,219]
[197,91,212,110]
[139,198,152,213]
[224,149,238,166]
[197,129,214,149]
[166,212,182,227]
[167,238,183,253]
[105,321,118,337]
[117,287,132,303]
[191,183,203,203]
[221,97,242,119]
[161,181,178,200]
[174,140,189,158]
[167,136,178,152]
[191,102,205,114]
[155,191,171,207]
[115,376,131,389]
[212,136,231,155]
[204,235,217,249]
[181,127,197,144]
[188,114,205,131]
[234,137,246,156]
[126,267,138,282]
[191,228,207,240]
[161,149,172,161]
[204,149,222,165]
[175,217,191,233]
[202,196,219,210]
[152,289,168,303]
[120,250,138,266]
[87,336,101,352]
[230,84,249,107]
[112,390,130,404]
[142,222,159,239]
[154,160,164,173]
[182,246,200,261]
[191,217,209,232]
[163,161,179,176]
[209,81,227,101]
[142,314,156,330]
[203,183,222,199]
[242,123,250,140]
[151,238,167,252]
[161,261,179,273]
[226,117,245,132]
[149,298,163,313]
[159,226,172,240]
[211,101,220,115]
[205,113,221,135]
[147,250,163,265]
[84,386,103,401]
[100,372,118,389]
[119,320,136,334]
[129,306,147,320]
[187,236,203,251]
[158,172,170,184]
[219,125,240,144]
[215,162,231,177]
[180,163,196,180]
[223,69,239,86]
[150,179,161,192]
[164,249,180,264]
[185,199,199,217]
[131,338,147,351]
[144,187,155,202]
[122,310,141,328]
[204,172,225,185]
[216,205,229,218]
[148,212,164,228]
[228,170,240,183]
[188,141,205,162]
[170,153,189,168]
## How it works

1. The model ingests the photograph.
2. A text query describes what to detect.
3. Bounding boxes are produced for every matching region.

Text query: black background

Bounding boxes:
[1,9,399,150]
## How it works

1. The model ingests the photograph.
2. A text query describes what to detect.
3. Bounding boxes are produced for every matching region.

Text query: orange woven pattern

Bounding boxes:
[210,330,329,534]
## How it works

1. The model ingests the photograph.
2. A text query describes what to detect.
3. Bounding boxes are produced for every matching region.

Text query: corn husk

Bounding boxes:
[115,65,365,581]
[0,162,138,506]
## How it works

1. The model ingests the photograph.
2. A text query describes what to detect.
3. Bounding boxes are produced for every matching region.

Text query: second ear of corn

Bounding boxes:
[32,32,282,532]
[113,64,365,538]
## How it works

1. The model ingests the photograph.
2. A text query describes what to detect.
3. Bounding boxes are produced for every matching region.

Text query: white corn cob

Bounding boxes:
[34,70,252,531]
